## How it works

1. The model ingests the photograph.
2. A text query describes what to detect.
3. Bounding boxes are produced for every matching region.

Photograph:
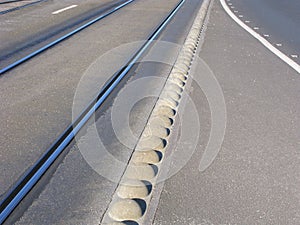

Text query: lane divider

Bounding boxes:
[101,0,212,224]
[220,0,300,74]
[52,4,78,15]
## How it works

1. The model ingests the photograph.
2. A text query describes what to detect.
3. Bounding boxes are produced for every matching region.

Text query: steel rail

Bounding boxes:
[0,0,37,4]
[0,0,185,223]
[0,0,47,15]
[0,0,134,74]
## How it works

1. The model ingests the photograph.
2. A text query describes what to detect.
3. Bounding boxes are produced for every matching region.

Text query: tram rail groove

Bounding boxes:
[0,0,37,4]
[0,0,47,15]
[0,0,185,223]
[0,0,134,75]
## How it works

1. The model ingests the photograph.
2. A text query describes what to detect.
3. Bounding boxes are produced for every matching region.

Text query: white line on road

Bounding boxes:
[220,0,300,74]
[52,5,78,15]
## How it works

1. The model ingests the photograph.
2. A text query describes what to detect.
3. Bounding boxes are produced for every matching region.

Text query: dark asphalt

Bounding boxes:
[228,0,300,63]
[8,0,204,224]
[153,0,300,224]
[0,0,130,69]
[1,0,299,224]
[0,0,182,206]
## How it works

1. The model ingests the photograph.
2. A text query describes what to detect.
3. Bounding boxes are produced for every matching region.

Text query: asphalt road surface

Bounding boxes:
[0,0,185,203]
[0,0,131,69]
[227,0,300,64]
[0,0,205,224]
[153,0,300,224]
[1,0,300,224]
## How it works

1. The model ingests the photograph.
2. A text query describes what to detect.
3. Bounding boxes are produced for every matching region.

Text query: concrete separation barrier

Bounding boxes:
[101,0,212,224]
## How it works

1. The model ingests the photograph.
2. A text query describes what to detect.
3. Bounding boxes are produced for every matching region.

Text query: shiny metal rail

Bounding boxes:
[0,0,185,223]
[0,0,134,74]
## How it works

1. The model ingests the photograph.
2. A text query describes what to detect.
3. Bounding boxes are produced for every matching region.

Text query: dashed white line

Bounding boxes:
[220,0,300,73]
[263,34,270,37]
[245,20,250,23]
[291,55,298,58]
[276,43,282,47]
[239,15,243,18]
[253,27,259,30]
[52,5,78,15]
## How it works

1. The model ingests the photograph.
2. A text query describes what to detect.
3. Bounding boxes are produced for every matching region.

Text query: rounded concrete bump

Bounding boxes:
[189,33,199,39]
[186,36,198,43]
[137,135,167,150]
[117,179,150,199]
[157,97,178,109]
[153,105,176,118]
[175,63,189,73]
[177,53,192,60]
[105,222,125,225]
[142,123,169,139]
[181,50,194,58]
[141,125,152,138]
[189,29,199,36]
[132,149,162,164]
[169,77,186,88]
[170,72,187,81]
[172,66,187,74]
[108,199,145,221]
[161,90,181,101]
[124,163,158,180]
[182,46,195,54]
[105,222,138,225]
[165,83,184,94]
[190,32,198,38]
[184,40,197,49]
[150,123,170,138]
[149,115,173,127]
[185,46,196,54]
[185,42,196,50]
[121,221,139,225]
[176,57,192,67]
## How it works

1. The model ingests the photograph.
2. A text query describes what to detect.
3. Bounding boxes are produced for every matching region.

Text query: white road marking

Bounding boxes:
[231,6,235,9]
[291,55,298,58]
[239,15,243,18]
[220,0,300,73]
[52,5,78,15]
[276,43,282,47]
[234,10,238,13]
[263,34,269,37]
[245,20,250,23]
[253,27,259,30]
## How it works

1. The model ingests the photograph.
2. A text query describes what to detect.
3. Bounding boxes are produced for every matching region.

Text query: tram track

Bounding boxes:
[0,0,185,223]
[0,0,134,75]
[0,0,47,15]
